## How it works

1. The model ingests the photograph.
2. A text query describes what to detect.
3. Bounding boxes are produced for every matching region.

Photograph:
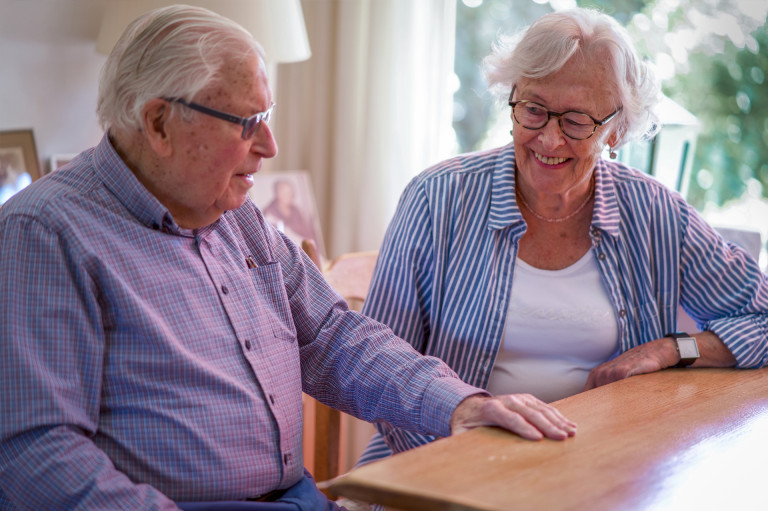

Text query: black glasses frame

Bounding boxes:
[165,97,275,140]
[507,85,621,140]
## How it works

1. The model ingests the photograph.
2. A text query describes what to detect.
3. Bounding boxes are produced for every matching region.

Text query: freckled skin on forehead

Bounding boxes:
[207,55,271,115]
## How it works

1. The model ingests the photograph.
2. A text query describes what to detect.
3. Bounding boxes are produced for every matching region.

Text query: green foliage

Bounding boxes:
[575,0,646,25]
[665,22,768,208]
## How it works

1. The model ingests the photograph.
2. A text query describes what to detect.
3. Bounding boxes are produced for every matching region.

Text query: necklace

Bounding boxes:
[516,177,595,224]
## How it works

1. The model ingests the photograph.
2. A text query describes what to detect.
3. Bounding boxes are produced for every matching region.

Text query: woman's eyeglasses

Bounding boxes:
[508,85,621,140]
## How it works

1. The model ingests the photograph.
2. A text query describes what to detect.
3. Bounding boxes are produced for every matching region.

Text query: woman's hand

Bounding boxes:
[583,331,737,390]
[450,393,577,440]
[583,337,676,390]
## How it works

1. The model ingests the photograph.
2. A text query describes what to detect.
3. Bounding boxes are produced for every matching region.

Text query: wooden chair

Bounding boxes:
[300,239,378,494]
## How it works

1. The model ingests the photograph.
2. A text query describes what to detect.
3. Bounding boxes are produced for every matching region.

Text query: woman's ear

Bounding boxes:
[141,98,174,157]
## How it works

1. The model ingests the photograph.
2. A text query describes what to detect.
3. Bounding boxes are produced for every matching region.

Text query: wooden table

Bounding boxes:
[329,368,768,510]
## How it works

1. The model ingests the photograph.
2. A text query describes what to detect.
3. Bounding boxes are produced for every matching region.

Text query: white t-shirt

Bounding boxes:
[486,250,619,402]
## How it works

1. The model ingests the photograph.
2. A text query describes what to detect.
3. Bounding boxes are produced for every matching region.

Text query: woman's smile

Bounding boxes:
[533,151,570,166]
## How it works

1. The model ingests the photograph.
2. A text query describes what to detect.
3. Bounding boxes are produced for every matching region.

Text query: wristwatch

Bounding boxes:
[667,332,700,368]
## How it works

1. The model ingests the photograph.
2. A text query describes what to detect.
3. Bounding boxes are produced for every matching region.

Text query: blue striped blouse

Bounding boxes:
[358,142,768,465]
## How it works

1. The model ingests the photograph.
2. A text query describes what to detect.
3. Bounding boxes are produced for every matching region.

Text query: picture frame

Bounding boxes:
[0,129,41,206]
[249,170,326,259]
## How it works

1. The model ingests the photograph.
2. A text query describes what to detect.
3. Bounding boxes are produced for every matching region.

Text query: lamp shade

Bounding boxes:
[96,0,311,63]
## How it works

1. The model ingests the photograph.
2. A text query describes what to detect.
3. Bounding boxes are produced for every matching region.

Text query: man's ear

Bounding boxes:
[141,98,174,157]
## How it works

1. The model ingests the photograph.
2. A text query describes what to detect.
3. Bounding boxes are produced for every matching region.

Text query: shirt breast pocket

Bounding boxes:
[246,261,298,344]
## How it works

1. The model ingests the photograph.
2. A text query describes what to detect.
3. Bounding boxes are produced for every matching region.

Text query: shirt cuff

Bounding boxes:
[420,376,489,438]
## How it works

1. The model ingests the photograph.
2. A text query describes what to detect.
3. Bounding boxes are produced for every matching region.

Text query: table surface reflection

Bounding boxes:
[329,368,768,510]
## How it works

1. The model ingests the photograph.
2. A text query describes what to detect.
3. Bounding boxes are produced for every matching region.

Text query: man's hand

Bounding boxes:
[450,394,577,440]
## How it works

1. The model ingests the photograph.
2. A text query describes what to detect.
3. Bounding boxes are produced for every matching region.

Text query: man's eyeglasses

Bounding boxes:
[507,85,621,140]
[165,97,275,140]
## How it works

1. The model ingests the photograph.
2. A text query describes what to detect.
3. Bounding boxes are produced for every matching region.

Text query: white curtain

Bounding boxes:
[270,0,457,258]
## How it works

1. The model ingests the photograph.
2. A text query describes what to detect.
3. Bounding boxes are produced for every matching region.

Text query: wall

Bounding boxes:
[1,0,107,174]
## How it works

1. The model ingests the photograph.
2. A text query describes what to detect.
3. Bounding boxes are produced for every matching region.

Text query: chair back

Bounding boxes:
[301,239,377,312]
[321,254,378,313]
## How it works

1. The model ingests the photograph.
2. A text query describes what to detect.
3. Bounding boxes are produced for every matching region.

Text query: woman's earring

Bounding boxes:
[609,147,617,159]
[510,130,513,137]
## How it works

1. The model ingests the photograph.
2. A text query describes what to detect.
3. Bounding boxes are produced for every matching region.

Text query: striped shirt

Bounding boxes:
[358,142,768,465]
[0,135,481,510]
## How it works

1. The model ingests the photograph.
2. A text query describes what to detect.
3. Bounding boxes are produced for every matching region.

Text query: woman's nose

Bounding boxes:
[538,116,566,149]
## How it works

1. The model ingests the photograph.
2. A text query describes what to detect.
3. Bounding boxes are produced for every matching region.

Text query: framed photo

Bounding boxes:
[249,170,326,258]
[0,129,41,206]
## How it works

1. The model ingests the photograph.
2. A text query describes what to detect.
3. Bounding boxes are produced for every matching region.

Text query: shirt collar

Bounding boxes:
[93,134,183,235]
[591,158,622,238]
[488,143,524,231]
[489,144,622,239]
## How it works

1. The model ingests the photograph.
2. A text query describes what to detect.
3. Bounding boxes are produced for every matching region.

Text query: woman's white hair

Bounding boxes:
[97,5,264,134]
[483,8,661,148]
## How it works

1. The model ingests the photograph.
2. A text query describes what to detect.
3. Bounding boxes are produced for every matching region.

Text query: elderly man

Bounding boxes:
[0,5,575,510]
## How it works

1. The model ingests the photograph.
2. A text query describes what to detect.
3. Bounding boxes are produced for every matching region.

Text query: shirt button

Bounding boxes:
[283,453,291,465]
[221,285,229,294]
[598,252,606,260]
[269,394,276,404]
[245,340,252,350]
[619,309,627,317]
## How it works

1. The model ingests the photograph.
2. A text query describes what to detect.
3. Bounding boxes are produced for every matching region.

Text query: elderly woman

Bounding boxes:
[357,7,768,467]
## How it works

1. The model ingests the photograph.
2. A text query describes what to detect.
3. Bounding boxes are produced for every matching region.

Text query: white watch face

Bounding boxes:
[677,337,700,359]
